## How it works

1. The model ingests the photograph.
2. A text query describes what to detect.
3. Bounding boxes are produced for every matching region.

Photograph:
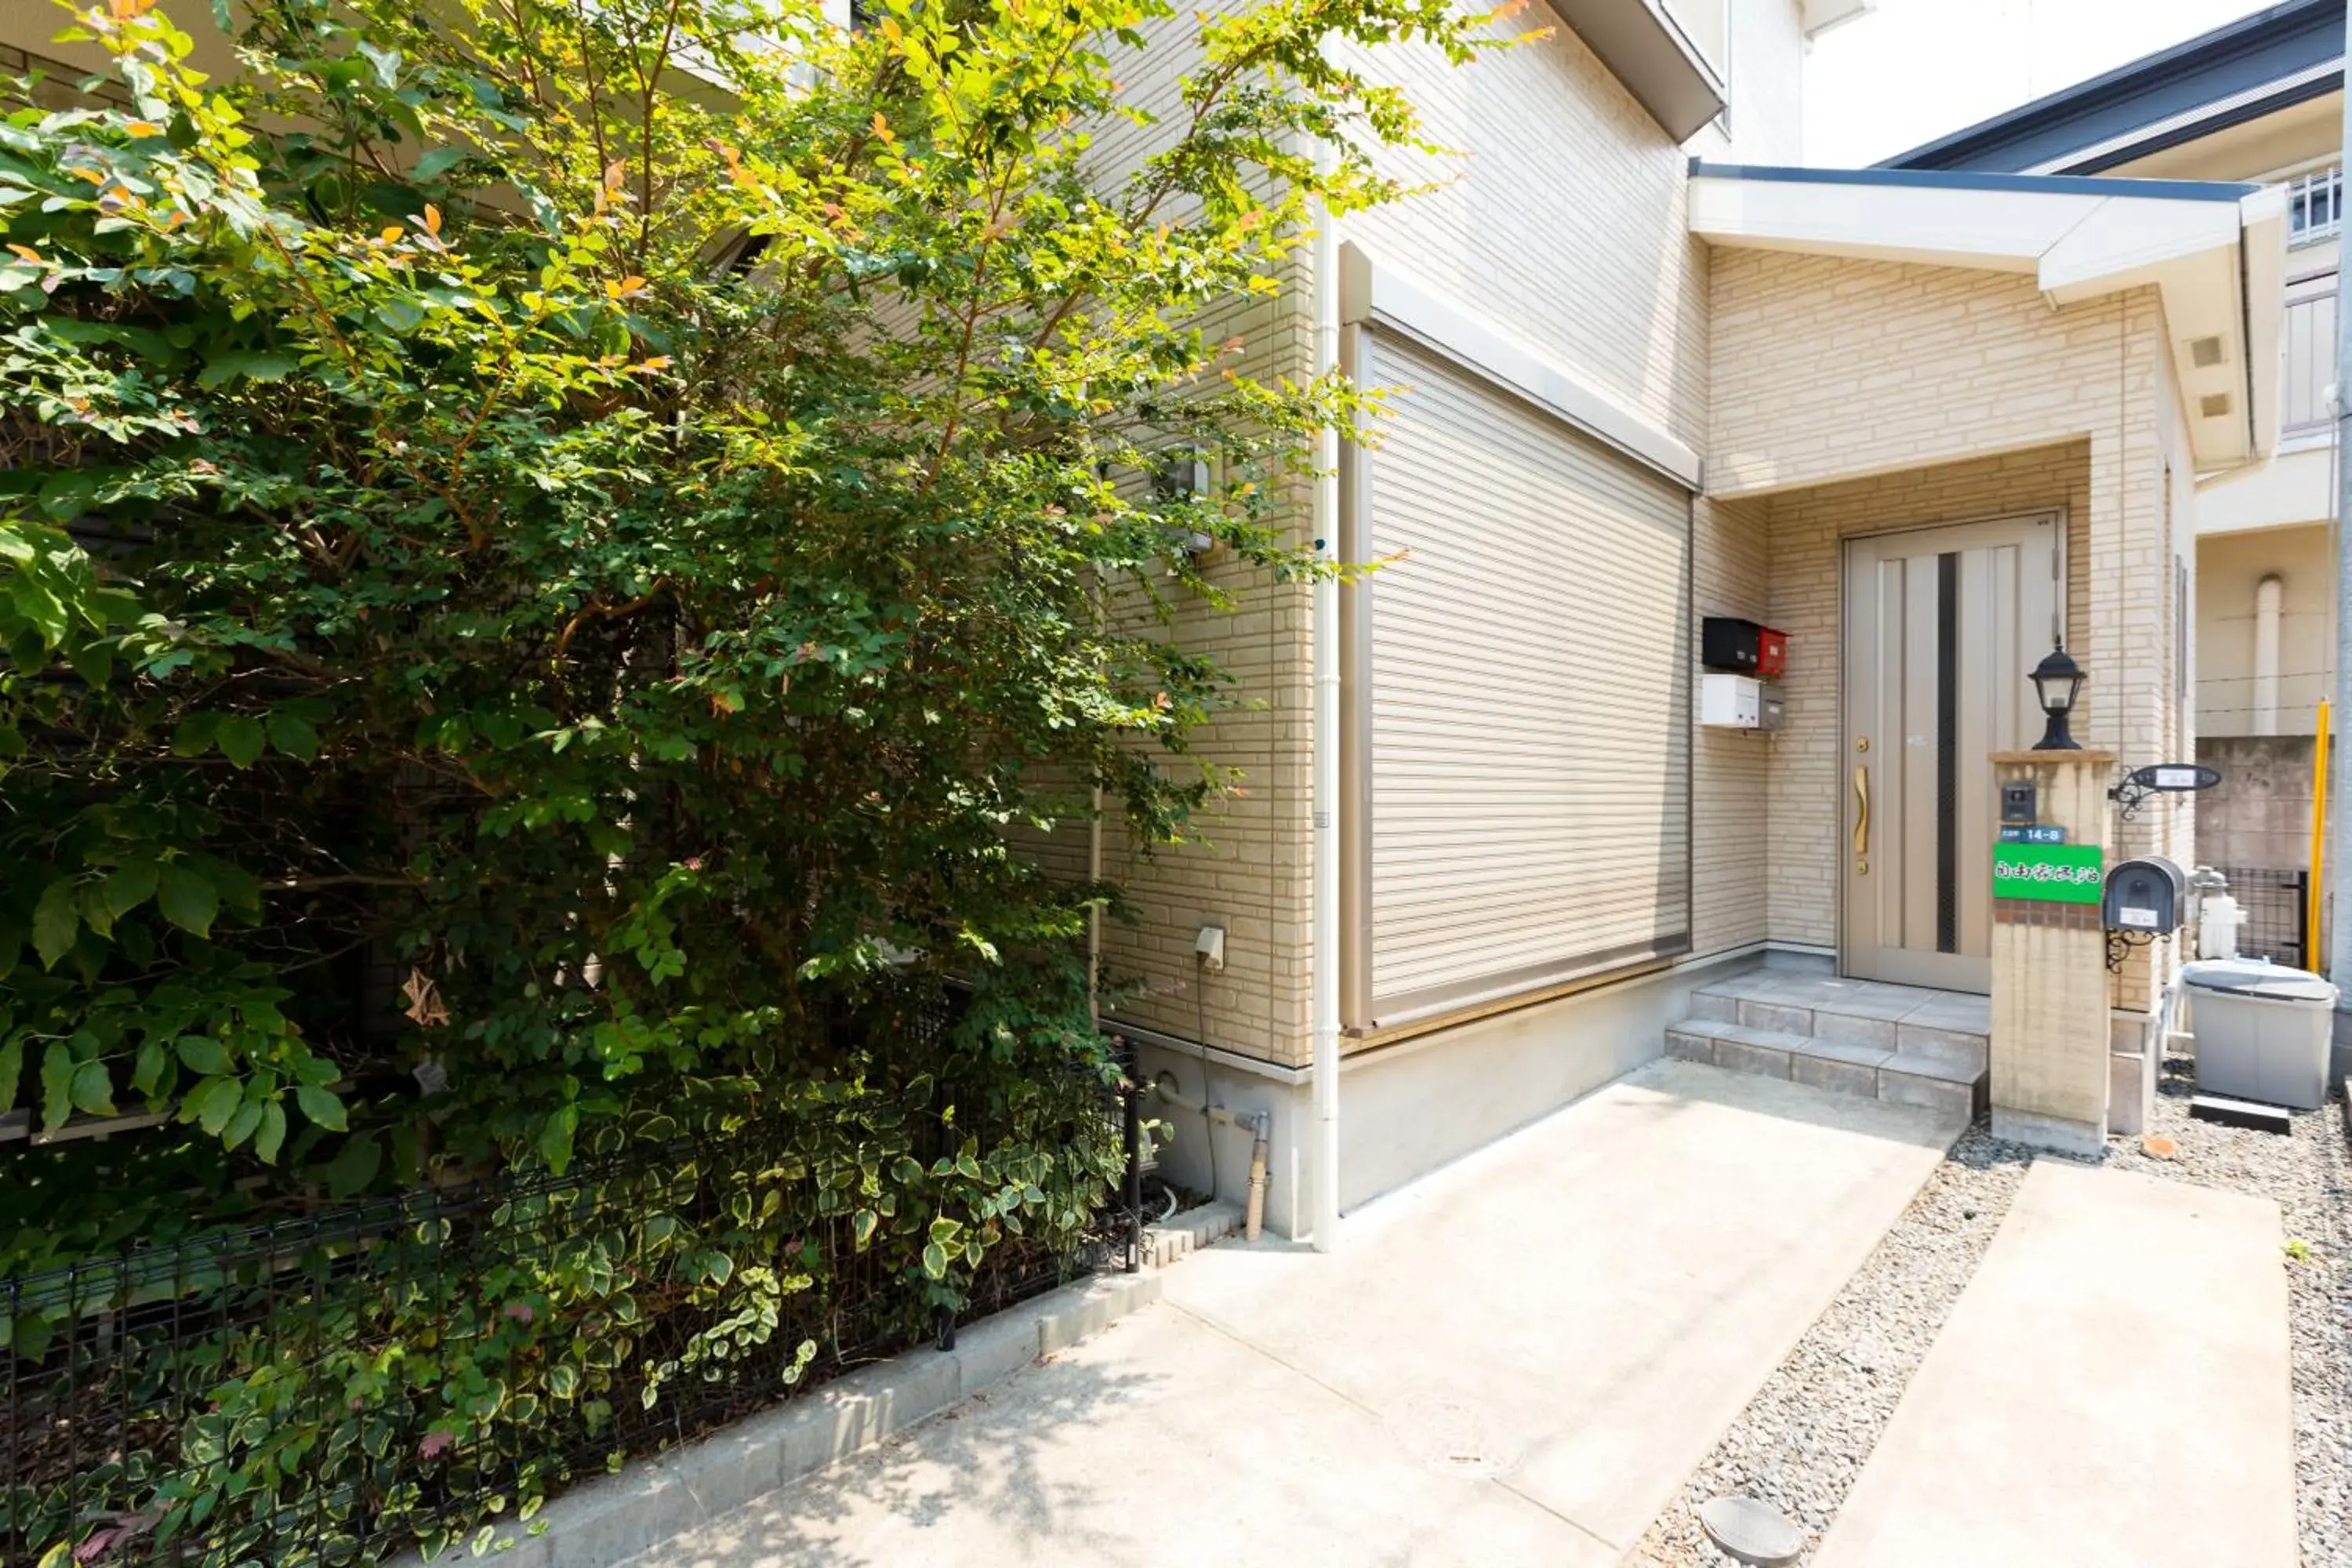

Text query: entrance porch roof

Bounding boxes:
[1687,162,2289,473]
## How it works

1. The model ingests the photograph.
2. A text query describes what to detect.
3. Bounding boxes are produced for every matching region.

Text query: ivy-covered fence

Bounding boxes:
[0,1059,1139,1567]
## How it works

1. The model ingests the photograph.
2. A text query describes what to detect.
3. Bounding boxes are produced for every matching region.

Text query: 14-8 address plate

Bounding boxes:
[1991,841,2103,904]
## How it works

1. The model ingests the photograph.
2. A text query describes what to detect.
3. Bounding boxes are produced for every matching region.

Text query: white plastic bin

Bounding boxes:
[2180,958,2336,1111]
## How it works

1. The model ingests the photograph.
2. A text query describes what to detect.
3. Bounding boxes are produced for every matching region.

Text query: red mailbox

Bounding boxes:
[1703,617,1787,680]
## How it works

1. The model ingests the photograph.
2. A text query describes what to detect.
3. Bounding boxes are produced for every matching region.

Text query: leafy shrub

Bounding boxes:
[0,0,1496,1555]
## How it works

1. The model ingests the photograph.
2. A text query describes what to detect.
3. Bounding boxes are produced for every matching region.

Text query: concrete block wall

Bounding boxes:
[2196,734,2324,872]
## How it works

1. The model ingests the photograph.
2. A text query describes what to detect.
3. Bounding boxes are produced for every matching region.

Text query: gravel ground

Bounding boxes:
[1632,1063,2352,1567]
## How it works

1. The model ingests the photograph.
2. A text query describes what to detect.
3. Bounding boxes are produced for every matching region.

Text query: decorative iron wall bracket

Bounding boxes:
[2109,763,2221,823]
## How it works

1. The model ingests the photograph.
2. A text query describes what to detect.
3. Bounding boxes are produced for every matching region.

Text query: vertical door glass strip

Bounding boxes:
[1936,551,1959,953]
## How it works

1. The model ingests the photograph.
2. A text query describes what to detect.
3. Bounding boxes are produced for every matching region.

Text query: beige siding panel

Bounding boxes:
[1334,0,1711,450]
[1364,332,1691,1023]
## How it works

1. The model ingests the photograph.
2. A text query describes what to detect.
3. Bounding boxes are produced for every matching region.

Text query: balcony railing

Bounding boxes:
[2282,276,2337,437]
[2287,166,2341,242]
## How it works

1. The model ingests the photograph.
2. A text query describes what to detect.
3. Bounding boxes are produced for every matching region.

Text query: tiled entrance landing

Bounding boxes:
[1665,965,1989,1117]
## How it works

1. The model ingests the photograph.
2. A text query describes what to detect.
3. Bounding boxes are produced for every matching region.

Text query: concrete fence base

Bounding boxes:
[399,1203,1240,1568]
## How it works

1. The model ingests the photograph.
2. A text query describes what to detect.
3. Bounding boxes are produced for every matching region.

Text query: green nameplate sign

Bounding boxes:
[1992,841,2103,904]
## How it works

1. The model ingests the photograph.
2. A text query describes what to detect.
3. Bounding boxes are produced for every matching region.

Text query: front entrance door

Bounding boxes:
[1843,514,2063,993]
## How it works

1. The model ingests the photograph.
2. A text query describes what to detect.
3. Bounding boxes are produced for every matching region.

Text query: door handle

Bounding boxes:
[1853,765,1871,872]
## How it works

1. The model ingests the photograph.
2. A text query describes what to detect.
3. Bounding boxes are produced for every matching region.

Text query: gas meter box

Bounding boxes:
[2103,855,2186,934]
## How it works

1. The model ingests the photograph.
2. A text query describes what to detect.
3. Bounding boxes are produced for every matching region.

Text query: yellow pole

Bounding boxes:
[2310,700,2331,966]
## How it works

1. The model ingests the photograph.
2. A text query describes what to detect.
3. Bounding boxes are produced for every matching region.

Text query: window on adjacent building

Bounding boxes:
[2287,166,2341,242]
[1664,0,1731,82]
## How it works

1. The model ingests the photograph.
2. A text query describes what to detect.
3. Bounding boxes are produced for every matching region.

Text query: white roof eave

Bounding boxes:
[1690,169,2288,472]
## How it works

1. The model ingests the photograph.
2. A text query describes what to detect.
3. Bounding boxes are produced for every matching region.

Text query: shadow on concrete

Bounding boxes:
[655,1347,1169,1568]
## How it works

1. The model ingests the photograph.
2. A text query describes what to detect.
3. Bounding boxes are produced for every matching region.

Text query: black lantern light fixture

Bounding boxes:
[2028,642,2085,751]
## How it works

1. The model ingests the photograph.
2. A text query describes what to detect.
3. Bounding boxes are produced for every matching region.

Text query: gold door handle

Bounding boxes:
[1853,765,1871,869]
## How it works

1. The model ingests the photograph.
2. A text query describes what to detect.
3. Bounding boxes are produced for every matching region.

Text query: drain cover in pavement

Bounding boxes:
[1698,1494,1805,1566]
[1380,1396,1523,1478]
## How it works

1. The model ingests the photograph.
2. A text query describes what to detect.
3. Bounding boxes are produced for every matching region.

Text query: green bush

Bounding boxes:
[0,0,1497,1555]
[3,1051,1123,1565]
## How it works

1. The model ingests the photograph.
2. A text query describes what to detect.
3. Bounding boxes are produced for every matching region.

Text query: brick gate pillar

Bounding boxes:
[1988,750,2116,1156]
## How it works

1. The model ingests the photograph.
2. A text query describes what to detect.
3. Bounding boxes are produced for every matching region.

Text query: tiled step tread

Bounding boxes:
[1687,978,1991,1040]
[1669,1017,1983,1083]
[1872,1053,1985,1091]
[1668,1017,1987,1107]
[1878,1051,1981,1087]
[1666,1017,1812,1052]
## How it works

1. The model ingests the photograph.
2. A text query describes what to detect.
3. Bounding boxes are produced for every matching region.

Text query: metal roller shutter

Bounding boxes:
[1361,332,1692,1025]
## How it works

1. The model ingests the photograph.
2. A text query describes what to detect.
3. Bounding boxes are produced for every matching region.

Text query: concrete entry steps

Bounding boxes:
[1665,963,1990,1118]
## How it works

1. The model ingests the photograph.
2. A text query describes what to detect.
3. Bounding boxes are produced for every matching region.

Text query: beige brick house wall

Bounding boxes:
[1054,6,1324,1062]
[1087,284,1320,1065]
[1334,8,1795,1000]
[1755,442,2095,951]
[1098,5,1802,1062]
[1338,9,1711,452]
[1712,251,2194,1008]
[1692,494,1774,957]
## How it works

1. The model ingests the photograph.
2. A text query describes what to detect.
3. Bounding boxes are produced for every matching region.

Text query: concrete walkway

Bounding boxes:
[636,1059,1963,1566]
[1813,1160,2296,1568]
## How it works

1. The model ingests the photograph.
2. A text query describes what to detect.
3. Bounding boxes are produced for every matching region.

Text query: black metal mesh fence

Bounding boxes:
[2212,865,2310,968]
[2,1071,1138,1566]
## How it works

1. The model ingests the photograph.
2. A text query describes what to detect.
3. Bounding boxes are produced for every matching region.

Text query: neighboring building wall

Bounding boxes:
[2196,524,2336,740]
[2194,734,2321,872]
[1686,0,1807,165]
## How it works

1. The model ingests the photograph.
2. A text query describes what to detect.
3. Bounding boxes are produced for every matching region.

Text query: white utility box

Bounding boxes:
[2181,957,2336,1110]
[1700,673,1783,731]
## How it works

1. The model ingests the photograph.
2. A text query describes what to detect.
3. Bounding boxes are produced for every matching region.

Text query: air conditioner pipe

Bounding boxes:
[1150,1073,1272,1242]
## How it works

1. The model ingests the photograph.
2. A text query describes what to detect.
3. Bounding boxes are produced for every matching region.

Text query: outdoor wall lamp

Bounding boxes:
[2028,643,2085,751]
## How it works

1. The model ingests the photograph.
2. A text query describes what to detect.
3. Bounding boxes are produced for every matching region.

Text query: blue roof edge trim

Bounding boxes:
[1875,0,2338,172]
[1688,160,2260,205]
[2059,71,2341,175]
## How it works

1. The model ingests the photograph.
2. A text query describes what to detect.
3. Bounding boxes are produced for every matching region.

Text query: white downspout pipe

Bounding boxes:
[1309,143,1343,1254]
[1087,784,1104,1023]
[2253,573,2283,737]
